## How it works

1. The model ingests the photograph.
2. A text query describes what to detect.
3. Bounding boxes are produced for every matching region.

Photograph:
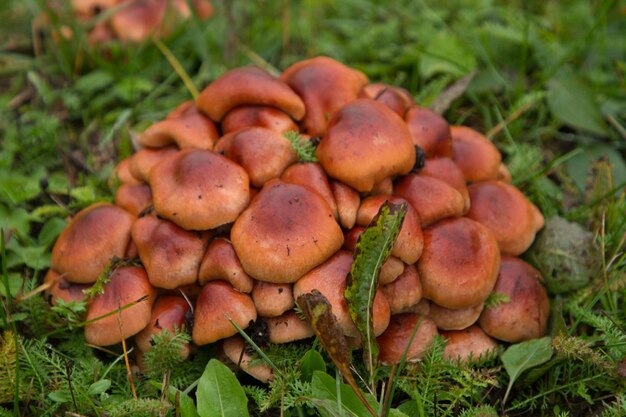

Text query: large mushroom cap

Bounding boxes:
[51,203,135,284]
[450,126,501,182]
[85,266,156,346]
[405,106,453,158]
[478,256,550,343]
[150,149,250,230]
[317,99,415,192]
[377,313,438,365]
[466,180,544,256]
[192,281,257,345]
[231,180,343,283]
[280,56,369,136]
[418,217,501,309]
[197,66,305,122]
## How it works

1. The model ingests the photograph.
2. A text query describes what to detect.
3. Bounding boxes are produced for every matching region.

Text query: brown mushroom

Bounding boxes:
[266,310,314,344]
[379,256,405,285]
[51,203,135,284]
[418,217,500,309]
[221,106,298,134]
[192,281,257,345]
[405,106,453,158]
[198,238,253,293]
[85,266,156,346]
[441,325,498,363]
[317,99,415,192]
[197,67,305,122]
[43,269,90,306]
[420,157,470,212]
[222,335,274,383]
[280,162,338,219]
[231,180,343,283]
[149,149,250,230]
[280,56,368,136]
[381,264,423,315]
[429,303,484,331]
[377,313,438,365]
[129,146,178,183]
[450,126,502,182]
[330,180,361,229]
[252,281,294,317]
[478,256,550,343]
[114,183,152,216]
[359,83,413,117]
[111,157,142,186]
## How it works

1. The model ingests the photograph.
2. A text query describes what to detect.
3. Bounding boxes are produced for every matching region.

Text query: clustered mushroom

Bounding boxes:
[47,57,550,382]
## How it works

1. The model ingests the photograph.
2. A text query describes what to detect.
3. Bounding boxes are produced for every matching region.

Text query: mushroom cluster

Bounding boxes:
[44,0,213,44]
[46,56,550,381]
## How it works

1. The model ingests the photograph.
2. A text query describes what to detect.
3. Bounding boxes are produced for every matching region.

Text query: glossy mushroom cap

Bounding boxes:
[293,250,390,338]
[466,180,544,256]
[381,264,423,315]
[150,149,250,230]
[418,217,501,309]
[132,215,210,289]
[266,310,314,344]
[441,325,498,363]
[198,239,253,293]
[330,180,361,229]
[377,313,438,365]
[134,295,192,356]
[450,126,501,182]
[192,281,257,345]
[114,183,152,216]
[252,281,294,317]
[215,127,298,188]
[139,101,219,150]
[280,56,368,136]
[231,180,343,283]
[221,106,298,134]
[222,335,274,383]
[317,99,415,192]
[51,203,135,284]
[197,67,305,122]
[44,269,90,307]
[85,266,156,346]
[280,162,338,219]
[478,256,550,343]
[405,106,453,158]
[429,303,484,331]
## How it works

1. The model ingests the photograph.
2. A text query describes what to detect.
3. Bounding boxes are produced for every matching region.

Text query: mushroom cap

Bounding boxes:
[441,325,498,363]
[111,157,142,186]
[198,238,253,293]
[139,101,219,150]
[450,126,502,182]
[197,66,305,122]
[114,183,152,216]
[215,127,298,188]
[359,83,413,117]
[110,0,167,43]
[192,281,257,345]
[222,335,274,383]
[72,0,119,18]
[231,180,343,283]
[85,266,156,346]
[51,203,135,284]
[252,281,294,318]
[280,162,338,219]
[370,177,394,196]
[381,264,423,315]
[394,174,466,227]
[266,310,314,344]
[466,180,544,256]
[221,105,298,134]
[293,250,390,337]
[131,215,210,289]
[377,313,438,365]
[356,195,424,264]
[418,217,501,309]
[420,157,470,212]
[280,56,369,136]
[429,303,484,331]
[379,256,405,285]
[134,295,191,355]
[129,146,179,183]
[405,106,453,158]
[150,149,250,230]
[317,99,415,192]
[44,269,90,307]
[478,256,550,343]
[330,180,361,230]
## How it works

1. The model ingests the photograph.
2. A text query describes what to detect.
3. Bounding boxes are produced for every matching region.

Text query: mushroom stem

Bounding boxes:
[15,280,54,302]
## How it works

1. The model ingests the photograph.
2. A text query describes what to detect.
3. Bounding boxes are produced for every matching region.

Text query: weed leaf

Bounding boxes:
[299,349,326,382]
[501,337,553,405]
[196,359,249,417]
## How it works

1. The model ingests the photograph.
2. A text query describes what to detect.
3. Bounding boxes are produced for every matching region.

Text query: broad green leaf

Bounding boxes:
[419,33,477,78]
[299,349,326,382]
[38,218,67,247]
[501,337,553,404]
[310,371,372,417]
[0,206,32,236]
[196,359,249,417]
[0,273,22,298]
[547,72,609,136]
[87,379,111,396]
[0,170,41,205]
[48,389,71,403]
[165,385,200,417]
[345,201,407,379]
[565,144,626,191]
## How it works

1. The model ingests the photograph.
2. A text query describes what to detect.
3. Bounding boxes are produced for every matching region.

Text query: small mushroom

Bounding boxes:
[85,266,157,346]
[198,239,254,293]
[111,157,142,186]
[280,162,338,219]
[405,106,453,158]
[44,269,90,306]
[478,256,550,343]
[379,256,405,285]
[381,264,423,315]
[329,180,361,229]
[221,105,298,134]
[149,149,250,230]
[252,281,294,317]
[222,335,274,383]
[265,310,314,344]
[197,66,305,122]
[231,180,343,283]
[192,281,257,346]
[129,146,179,183]
[114,183,152,216]
[359,83,413,117]
[429,303,484,331]
[450,126,502,183]
[51,203,135,284]
[420,157,470,212]
[441,325,498,363]
[377,313,438,365]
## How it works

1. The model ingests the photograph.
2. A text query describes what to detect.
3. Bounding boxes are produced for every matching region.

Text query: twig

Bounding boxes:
[117,297,137,400]
[487,100,536,139]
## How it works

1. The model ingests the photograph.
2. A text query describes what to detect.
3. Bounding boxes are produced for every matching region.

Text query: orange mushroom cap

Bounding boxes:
[252,281,294,318]
[221,106,298,135]
[134,294,191,356]
[441,325,498,363]
[198,238,253,293]
[114,183,152,216]
[377,313,438,365]
[280,162,338,220]
[450,126,502,182]
[381,264,423,315]
[405,106,453,158]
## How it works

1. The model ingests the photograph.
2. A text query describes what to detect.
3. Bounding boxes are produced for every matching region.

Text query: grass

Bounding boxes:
[0,0,625,416]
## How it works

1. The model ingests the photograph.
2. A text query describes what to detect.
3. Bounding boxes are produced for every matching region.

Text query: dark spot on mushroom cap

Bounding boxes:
[278,288,284,294]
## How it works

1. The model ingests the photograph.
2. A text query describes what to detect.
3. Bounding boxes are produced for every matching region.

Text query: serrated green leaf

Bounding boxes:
[196,359,249,417]
[345,201,407,379]
[501,337,553,405]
